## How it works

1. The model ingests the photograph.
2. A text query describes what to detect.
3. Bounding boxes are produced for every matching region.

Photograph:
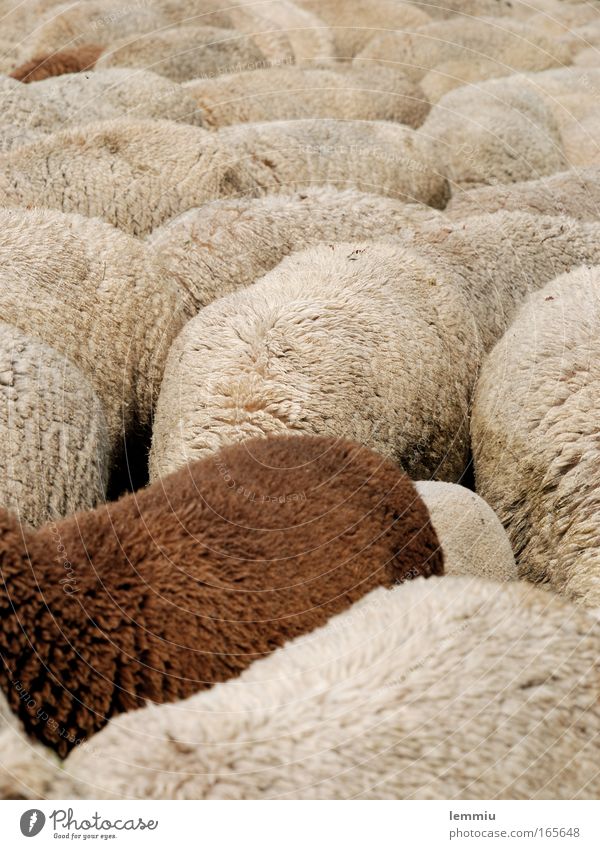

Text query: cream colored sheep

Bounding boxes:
[0,206,185,450]
[527,2,600,38]
[421,76,566,186]
[214,119,449,207]
[0,323,108,528]
[42,576,600,800]
[295,0,430,58]
[420,57,507,103]
[239,1,333,65]
[0,75,61,151]
[408,0,521,17]
[184,65,429,128]
[30,68,204,126]
[0,118,449,235]
[149,212,600,480]
[147,188,440,315]
[355,17,570,82]
[95,26,266,83]
[472,265,600,608]
[448,167,600,221]
[415,482,516,581]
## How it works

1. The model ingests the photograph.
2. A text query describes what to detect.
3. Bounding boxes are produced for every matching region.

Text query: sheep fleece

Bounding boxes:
[0,435,443,756]
[50,576,600,800]
[472,265,600,607]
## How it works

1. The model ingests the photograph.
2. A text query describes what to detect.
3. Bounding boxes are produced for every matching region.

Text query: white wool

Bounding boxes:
[42,577,600,800]
[472,264,600,608]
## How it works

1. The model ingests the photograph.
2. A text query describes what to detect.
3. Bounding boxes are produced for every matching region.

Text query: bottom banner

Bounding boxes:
[0,800,598,848]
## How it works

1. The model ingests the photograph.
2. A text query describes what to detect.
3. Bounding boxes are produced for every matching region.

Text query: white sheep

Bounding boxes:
[94,26,266,83]
[149,212,600,481]
[0,75,62,152]
[29,68,204,126]
[146,188,441,314]
[0,322,108,528]
[183,65,429,128]
[0,118,449,236]
[420,75,566,186]
[43,576,600,799]
[448,167,600,220]
[355,16,570,82]
[295,0,431,59]
[0,206,185,451]
[472,264,600,608]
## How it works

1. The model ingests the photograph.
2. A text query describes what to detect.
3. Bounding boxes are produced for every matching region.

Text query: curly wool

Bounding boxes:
[183,65,429,128]
[0,323,108,528]
[448,167,600,221]
[0,118,448,236]
[46,576,600,800]
[354,16,570,82]
[420,76,567,186]
[0,206,185,447]
[0,75,63,152]
[146,188,441,314]
[150,212,600,481]
[472,265,600,608]
[10,44,103,82]
[28,69,205,127]
[95,26,266,83]
[295,0,431,58]
[0,435,443,757]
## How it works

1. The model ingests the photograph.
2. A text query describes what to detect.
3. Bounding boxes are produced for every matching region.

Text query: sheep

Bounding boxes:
[183,65,429,128]
[420,76,566,186]
[472,265,600,608]
[0,118,449,236]
[294,0,431,59]
[448,167,600,221]
[214,119,450,208]
[354,17,570,83]
[0,75,62,152]
[0,206,185,450]
[0,323,108,529]
[28,69,205,127]
[414,482,517,581]
[149,212,600,482]
[10,44,103,82]
[420,57,508,103]
[45,576,600,800]
[0,434,443,757]
[94,26,267,83]
[0,71,204,153]
[146,188,441,315]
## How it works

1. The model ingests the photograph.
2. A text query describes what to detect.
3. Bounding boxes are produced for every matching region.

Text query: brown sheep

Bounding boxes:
[0,435,443,757]
[10,44,103,83]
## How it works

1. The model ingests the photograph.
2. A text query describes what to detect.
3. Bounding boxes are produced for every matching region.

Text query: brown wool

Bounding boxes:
[10,45,104,83]
[0,435,443,757]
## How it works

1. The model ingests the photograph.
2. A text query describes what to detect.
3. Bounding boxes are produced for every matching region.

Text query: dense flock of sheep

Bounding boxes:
[0,0,600,801]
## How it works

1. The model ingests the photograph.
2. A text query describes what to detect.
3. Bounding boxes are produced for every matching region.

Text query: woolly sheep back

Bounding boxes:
[150,212,600,480]
[48,576,600,799]
[0,323,108,528]
[10,44,103,82]
[146,188,441,314]
[95,26,266,83]
[0,206,185,446]
[149,240,478,482]
[448,168,600,221]
[472,265,600,607]
[0,435,443,756]
[183,65,429,128]
[415,481,517,581]
[0,118,449,235]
